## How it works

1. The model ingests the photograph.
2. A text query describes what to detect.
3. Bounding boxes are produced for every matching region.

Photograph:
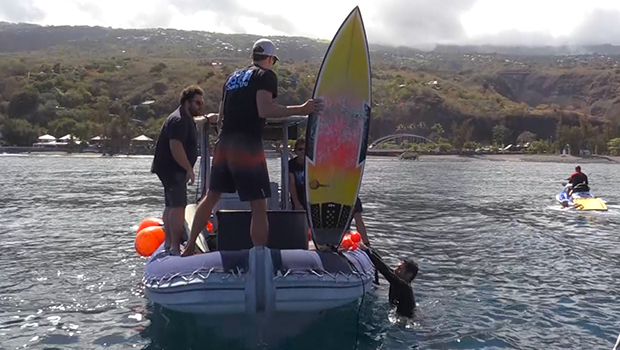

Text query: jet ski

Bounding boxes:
[556,182,608,211]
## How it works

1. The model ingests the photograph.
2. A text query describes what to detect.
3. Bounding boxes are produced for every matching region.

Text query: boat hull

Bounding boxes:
[143,246,374,315]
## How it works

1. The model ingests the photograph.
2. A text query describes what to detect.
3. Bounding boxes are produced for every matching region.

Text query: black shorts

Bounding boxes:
[156,171,187,208]
[209,133,271,202]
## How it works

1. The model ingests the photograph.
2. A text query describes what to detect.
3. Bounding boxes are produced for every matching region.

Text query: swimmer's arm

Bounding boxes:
[369,250,406,287]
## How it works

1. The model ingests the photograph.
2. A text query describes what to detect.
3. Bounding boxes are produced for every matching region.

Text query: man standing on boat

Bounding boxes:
[182,39,323,256]
[151,85,211,256]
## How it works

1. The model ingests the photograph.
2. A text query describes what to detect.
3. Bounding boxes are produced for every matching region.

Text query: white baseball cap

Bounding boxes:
[252,38,279,62]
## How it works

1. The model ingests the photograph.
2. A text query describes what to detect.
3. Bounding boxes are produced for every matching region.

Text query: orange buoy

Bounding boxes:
[350,231,361,243]
[137,217,163,234]
[206,221,213,233]
[341,236,353,249]
[135,226,165,257]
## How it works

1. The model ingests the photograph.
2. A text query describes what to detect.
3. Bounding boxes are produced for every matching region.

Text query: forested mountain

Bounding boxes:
[1,22,619,154]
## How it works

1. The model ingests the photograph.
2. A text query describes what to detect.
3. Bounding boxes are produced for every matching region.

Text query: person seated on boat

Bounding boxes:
[182,39,322,256]
[289,138,306,211]
[359,244,418,318]
[568,165,589,196]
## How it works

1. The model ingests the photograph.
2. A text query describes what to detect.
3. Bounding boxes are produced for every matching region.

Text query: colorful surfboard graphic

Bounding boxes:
[305,6,371,248]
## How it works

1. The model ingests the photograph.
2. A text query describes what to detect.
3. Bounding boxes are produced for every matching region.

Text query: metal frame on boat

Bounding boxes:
[188,116,308,252]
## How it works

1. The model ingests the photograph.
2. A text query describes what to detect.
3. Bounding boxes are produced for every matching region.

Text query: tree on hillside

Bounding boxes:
[578,114,594,147]
[431,123,444,135]
[152,81,168,95]
[492,125,510,146]
[149,62,167,74]
[608,138,620,155]
[49,117,77,137]
[451,119,474,150]
[8,88,40,120]
[556,124,582,155]
[1,119,38,146]
[517,131,536,144]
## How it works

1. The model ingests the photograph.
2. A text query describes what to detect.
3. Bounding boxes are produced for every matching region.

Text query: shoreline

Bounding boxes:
[383,153,620,164]
[3,149,619,164]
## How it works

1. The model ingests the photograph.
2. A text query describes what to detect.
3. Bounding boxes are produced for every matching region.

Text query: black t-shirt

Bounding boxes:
[151,107,198,178]
[289,157,305,207]
[220,64,278,139]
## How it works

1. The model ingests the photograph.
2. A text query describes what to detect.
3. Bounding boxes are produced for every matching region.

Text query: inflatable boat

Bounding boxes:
[143,244,373,315]
[556,182,608,211]
[139,116,374,344]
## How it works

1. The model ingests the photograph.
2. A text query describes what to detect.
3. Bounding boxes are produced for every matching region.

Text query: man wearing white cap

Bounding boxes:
[183,38,323,255]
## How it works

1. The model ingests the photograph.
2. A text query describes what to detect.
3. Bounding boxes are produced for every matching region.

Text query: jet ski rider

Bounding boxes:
[567,165,589,197]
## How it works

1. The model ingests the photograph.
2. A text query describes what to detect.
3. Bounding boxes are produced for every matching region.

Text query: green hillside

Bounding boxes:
[0,23,619,155]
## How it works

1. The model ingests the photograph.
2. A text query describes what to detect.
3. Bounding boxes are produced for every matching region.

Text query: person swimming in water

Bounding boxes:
[360,243,418,318]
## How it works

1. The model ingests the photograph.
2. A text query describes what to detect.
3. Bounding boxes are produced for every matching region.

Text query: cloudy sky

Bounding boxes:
[2,0,620,48]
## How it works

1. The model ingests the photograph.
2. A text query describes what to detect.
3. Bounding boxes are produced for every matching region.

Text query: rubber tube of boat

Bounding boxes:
[263,247,276,316]
[255,246,266,313]
[245,248,258,314]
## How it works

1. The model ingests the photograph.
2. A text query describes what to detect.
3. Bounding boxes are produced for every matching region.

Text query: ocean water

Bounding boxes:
[1,154,619,350]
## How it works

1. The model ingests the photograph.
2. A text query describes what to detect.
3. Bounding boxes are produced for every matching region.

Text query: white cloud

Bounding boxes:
[2,0,620,47]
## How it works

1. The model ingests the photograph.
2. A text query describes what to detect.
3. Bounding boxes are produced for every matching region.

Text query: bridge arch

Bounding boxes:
[369,134,437,149]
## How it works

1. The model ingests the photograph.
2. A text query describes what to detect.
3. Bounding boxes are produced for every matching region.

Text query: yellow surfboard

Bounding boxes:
[572,197,608,211]
[305,6,371,247]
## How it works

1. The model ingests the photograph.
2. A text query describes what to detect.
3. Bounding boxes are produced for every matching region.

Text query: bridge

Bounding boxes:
[369,133,437,149]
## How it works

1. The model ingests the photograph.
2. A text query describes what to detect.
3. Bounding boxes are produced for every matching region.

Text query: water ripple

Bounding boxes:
[1,155,619,349]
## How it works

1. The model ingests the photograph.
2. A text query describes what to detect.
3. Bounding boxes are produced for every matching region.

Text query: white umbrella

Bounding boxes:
[38,134,56,141]
[59,134,73,141]
[132,135,153,142]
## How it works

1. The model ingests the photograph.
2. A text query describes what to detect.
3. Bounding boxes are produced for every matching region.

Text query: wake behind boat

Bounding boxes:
[556,182,608,211]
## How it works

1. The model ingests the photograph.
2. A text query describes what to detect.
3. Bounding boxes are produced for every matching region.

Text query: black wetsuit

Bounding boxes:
[368,249,415,318]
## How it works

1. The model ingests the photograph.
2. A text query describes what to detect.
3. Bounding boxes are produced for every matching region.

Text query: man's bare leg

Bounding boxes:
[249,199,269,246]
[168,207,185,255]
[162,207,171,250]
[182,190,222,256]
